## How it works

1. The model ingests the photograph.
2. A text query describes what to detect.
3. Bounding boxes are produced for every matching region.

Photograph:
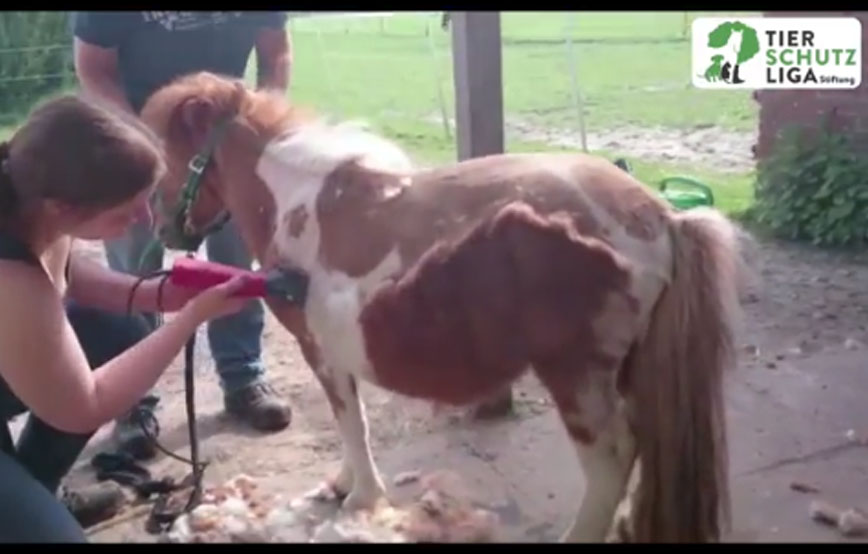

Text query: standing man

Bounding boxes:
[72,11,294,459]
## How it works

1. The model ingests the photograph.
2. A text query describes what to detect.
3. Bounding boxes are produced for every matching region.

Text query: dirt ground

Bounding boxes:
[423,114,756,172]
[506,118,755,173]
[12,128,867,542]
[53,228,867,543]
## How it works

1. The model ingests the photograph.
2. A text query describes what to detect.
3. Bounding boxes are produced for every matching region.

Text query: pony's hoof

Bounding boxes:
[305,480,349,504]
[341,484,387,513]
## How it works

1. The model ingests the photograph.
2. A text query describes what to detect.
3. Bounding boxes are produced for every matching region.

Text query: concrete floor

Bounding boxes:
[81,362,868,543]
[63,238,868,543]
[364,348,868,543]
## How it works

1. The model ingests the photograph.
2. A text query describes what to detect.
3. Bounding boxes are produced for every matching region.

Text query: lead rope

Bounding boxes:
[120,115,234,533]
[125,268,207,535]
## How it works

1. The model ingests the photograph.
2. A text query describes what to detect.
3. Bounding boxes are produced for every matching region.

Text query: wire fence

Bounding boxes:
[1,12,758,158]
[0,12,75,125]
[283,11,758,164]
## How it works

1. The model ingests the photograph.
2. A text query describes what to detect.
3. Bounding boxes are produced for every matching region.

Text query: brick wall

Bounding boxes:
[753,11,868,160]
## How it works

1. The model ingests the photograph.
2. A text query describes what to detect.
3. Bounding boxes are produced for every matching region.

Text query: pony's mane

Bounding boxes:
[141,71,316,145]
[142,71,416,179]
[260,117,416,178]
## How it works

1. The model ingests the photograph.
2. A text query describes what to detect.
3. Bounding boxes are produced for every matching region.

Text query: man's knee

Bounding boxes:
[65,302,151,369]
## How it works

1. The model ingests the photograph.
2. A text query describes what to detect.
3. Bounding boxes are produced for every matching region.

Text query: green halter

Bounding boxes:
[142,116,234,269]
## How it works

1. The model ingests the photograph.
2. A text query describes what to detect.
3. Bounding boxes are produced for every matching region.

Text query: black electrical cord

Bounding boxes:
[124,269,208,534]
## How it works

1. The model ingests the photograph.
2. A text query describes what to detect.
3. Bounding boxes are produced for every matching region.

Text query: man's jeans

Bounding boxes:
[104,219,266,396]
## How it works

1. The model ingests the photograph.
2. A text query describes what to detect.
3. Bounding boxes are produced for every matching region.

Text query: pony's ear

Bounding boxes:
[176,96,218,150]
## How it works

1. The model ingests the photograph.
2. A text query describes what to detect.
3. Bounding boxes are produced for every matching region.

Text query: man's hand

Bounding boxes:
[255,25,292,92]
[73,38,137,116]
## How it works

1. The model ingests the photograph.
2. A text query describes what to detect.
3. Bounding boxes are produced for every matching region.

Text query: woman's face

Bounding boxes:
[65,186,155,241]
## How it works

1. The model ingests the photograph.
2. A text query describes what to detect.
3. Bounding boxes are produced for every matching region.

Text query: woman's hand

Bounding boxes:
[156,280,200,312]
[181,275,252,323]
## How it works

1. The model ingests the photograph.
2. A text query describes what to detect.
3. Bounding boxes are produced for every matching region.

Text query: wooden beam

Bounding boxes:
[450,11,505,161]
[449,12,513,417]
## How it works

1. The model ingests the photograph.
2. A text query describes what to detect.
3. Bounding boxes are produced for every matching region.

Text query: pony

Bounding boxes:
[138,71,746,543]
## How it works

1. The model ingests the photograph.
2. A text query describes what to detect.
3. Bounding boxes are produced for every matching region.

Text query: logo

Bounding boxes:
[142,11,243,32]
[692,17,862,89]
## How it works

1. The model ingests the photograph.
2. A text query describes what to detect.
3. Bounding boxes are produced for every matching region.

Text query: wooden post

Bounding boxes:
[450,11,505,161]
[450,12,513,418]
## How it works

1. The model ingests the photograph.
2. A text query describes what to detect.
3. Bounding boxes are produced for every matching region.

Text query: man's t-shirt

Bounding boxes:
[72,11,287,114]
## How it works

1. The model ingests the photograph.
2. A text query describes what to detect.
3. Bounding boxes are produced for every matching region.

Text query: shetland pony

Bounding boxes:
[139,72,745,542]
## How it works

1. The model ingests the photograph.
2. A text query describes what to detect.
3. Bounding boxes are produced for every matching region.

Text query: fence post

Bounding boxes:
[450,11,505,161]
[449,11,513,417]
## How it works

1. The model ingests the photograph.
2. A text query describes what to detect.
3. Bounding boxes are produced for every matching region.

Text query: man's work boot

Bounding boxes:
[113,395,160,461]
[224,381,292,432]
[59,482,126,529]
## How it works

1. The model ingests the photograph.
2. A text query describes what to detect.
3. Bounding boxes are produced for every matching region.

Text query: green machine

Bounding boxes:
[613,158,715,211]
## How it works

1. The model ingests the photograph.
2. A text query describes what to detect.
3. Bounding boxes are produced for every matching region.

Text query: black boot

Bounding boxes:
[59,482,126,528]
[113,394,160,461]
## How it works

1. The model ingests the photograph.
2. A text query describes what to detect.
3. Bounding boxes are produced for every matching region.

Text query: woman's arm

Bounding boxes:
[66,254,194,314]
[0,260,247,434]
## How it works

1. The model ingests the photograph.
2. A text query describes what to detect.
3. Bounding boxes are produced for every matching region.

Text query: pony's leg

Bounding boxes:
[606,460,642,542]
[317,366,387,511]
[538,365,636,544]
[560,396,636,543]
[306,364,355,499]
[262,301,383,505]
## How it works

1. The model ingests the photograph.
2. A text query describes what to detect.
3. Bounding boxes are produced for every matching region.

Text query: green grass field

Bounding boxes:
[2,11,759,214]
[279,11,757,132]
[271,11,758,214]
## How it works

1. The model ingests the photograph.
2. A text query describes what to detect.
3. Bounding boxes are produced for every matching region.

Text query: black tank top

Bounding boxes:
[0,229,45,453]
[0,228,71,281]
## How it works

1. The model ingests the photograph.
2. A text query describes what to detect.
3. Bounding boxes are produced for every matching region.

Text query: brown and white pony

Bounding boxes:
[139,71,745,543]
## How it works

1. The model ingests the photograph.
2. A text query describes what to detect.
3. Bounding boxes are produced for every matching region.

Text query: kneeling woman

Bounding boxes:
[0,95,251,542]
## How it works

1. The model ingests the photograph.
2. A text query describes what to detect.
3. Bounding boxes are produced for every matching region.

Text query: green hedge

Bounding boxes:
[0,12,74,125]
[750,120,868,247]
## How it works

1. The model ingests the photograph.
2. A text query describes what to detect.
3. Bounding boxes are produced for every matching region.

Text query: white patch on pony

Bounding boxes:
[305,250,401,382]
[255,120,413,270]
[254,120,411,383]
[261,120,413,182]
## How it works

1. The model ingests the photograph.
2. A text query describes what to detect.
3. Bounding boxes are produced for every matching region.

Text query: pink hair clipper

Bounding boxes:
[168,257,308,302]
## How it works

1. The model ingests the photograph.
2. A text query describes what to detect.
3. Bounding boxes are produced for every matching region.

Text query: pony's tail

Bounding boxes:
[627,207,744,542]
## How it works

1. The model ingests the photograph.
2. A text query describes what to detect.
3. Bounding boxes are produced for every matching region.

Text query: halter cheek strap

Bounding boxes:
[152,116,234,255]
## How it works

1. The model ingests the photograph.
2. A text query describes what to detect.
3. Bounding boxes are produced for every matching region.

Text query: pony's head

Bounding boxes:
[139,71,305,251]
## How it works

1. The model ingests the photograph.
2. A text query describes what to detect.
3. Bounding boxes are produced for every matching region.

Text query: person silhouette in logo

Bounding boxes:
[721,61,732,83]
